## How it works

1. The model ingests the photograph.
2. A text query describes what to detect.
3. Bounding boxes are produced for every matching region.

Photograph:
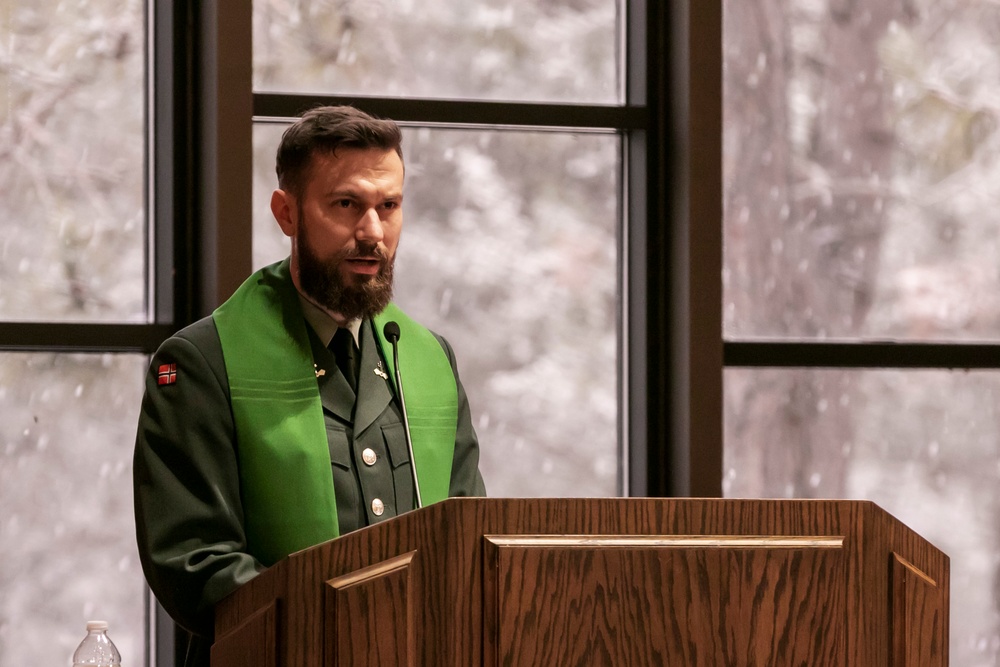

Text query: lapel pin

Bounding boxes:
[374,362,389,380]
[314,363,326,378]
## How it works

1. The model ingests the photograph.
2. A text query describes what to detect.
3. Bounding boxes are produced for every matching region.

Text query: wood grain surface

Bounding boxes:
[210,600,277,667]
[212,498,950,667]
[892,552,946,666]
[484,535,846,666]
[325,551,416,667]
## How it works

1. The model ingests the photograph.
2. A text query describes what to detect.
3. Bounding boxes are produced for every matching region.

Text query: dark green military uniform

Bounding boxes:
[132,262,485,666]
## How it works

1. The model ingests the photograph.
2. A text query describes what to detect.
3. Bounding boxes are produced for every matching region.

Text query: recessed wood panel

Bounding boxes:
[210,601,278,667]
[892,553,945,667]
[325,551,417,667]
[484,535,847,667]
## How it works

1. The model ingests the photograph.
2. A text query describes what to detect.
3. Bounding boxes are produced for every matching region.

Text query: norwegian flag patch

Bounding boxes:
[157,363,178,386]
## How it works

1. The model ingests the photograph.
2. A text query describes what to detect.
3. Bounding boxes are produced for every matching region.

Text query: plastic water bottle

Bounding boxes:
[72,620,122,666]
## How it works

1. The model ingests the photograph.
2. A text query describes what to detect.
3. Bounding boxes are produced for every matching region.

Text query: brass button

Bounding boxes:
[371,498,385,516]
[362,448,377,466]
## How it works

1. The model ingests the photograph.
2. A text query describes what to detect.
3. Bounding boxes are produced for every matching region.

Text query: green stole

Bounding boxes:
[212,259,457,566]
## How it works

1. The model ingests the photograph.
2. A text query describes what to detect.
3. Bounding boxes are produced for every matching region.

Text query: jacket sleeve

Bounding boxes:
[133,319,264,638]
[433,333,487,497]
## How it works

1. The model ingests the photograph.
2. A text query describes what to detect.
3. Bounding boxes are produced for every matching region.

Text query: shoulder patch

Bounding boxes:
[157,363,178,386]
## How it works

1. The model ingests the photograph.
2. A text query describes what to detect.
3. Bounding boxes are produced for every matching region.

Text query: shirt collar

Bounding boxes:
[296,292,361,346]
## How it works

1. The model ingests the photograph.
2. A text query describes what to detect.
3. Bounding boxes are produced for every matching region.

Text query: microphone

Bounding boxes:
[383,321,422,509]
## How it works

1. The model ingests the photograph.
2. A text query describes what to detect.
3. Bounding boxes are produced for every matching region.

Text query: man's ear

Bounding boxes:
[271,189,297,238]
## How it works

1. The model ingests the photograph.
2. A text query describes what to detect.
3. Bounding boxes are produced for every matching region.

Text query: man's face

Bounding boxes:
[273,147,404,321]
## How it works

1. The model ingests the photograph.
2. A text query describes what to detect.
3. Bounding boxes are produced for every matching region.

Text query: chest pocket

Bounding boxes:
[325,422,353,469]
[381,422,415,510]
[382,422,410,467]
[325,421,365,534]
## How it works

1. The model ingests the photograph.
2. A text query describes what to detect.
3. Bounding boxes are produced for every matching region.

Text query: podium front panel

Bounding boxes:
[483,535,848,667]
[325,551,417,667]
[212,498,949,667]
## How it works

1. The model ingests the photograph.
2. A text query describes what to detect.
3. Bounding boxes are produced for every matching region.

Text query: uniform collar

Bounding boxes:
[297,291,361,346]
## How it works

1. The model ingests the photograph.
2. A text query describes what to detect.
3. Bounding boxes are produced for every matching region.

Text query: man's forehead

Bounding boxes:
[309,146,402,170]
[304,147,404,189]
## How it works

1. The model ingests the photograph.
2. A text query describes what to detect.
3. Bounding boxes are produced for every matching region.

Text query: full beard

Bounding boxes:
[297,225,395,322]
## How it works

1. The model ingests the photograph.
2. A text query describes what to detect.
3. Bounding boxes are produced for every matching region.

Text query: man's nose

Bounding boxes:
[356,207,384,244]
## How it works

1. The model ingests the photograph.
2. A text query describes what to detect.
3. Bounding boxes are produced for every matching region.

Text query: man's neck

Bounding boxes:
[296,289,361,346]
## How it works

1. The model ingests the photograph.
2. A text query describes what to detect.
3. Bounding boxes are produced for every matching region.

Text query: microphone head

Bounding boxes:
[383,321,401,343]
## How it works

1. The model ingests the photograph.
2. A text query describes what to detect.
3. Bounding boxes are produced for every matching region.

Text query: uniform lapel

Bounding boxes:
[305,323,356,423]
[353,319,394,436]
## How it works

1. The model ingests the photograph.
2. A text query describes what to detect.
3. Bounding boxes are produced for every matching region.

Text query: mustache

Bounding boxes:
[341,242,389,262]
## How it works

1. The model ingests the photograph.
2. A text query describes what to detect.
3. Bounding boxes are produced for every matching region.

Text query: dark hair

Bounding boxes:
[275,105,403,196]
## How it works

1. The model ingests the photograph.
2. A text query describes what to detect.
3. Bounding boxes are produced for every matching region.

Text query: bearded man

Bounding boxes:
[133,106,485,667]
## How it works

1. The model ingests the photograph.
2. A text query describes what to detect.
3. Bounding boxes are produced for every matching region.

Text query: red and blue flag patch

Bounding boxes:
[157,363,178,386]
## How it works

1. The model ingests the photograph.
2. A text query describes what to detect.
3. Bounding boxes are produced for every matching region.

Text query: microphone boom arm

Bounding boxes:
[383,322,423,510]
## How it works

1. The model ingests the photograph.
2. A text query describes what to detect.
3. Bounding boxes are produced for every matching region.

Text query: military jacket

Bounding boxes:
[132,278,485,664]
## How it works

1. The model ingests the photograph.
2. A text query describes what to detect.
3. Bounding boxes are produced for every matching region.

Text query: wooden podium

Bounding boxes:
[212,498,948,666]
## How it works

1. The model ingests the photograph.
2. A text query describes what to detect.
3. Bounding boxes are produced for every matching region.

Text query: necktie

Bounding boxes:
[330,327,359,391]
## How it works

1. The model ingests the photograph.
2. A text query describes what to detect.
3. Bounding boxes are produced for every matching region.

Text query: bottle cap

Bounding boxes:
[86,620,109,632]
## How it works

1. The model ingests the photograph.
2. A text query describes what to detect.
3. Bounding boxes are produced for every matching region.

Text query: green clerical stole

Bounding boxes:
[213,259,457,566]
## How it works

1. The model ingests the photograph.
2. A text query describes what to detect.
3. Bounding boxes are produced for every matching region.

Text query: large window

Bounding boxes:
[723,0,1000,662]
[254,124,621,495]
[0,0,148,665]
[0,354,147,665]
[250,0,631,497]
[253,0,619,104]
[0,0,145,323]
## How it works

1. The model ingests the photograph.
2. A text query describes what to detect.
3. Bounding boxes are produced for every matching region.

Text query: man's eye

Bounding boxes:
[335,199,353,208]
[383,201,399,210]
